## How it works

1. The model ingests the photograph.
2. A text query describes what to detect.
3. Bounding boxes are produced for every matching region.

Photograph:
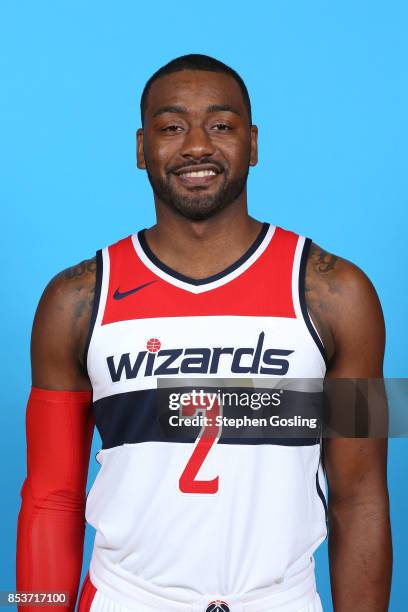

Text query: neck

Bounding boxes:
[144,197,263,280]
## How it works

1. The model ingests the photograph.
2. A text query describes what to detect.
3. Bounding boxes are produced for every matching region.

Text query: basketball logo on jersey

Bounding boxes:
[206,601,230,612]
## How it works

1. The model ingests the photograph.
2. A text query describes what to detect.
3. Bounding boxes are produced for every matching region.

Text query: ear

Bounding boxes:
[136,128,146,169]
[249,125,258,167]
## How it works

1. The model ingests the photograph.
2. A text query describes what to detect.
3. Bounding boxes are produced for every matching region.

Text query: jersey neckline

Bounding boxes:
[132,222,274,294]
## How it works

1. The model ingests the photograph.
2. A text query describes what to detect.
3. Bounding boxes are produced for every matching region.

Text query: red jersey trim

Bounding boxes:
[100,226,298,324]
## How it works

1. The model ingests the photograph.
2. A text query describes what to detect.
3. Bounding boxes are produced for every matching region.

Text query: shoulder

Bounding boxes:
[304,242,384,368]
[31,256,97,385]
[306,242,375,296]
[37,256,97,325]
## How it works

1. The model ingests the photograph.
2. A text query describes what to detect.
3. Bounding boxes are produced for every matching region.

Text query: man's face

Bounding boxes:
[137,70,258,221]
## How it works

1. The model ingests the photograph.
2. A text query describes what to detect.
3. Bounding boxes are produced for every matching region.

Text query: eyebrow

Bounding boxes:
[152,105,186,118]
[206,104,242,116]
[152,103,242,118]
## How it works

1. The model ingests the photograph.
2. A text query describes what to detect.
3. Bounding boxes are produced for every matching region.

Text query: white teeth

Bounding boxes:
[180,170,216,178]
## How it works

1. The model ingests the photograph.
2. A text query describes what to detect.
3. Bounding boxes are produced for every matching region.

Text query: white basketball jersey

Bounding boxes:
[84,223,328,612]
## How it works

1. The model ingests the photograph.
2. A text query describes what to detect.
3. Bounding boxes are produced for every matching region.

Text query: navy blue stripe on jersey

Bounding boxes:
[92,387,323,450]
[298,238,329,366]
[316,468,328,526]
[137,223,270,286]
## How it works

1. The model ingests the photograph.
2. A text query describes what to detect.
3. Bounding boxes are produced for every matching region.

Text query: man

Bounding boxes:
[17,54,392,611]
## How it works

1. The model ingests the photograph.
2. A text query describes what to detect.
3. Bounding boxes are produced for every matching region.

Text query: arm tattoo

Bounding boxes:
[74,288,95,320]
[309,244,339,274]
[62,258,96,281]
[305,244,341,361]
[56,257,96,321]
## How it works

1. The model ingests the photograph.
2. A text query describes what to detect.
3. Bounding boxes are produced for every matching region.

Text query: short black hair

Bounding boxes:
[140,53,252,125]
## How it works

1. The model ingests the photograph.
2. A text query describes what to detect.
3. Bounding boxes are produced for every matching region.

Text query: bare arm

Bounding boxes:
[16,258,96,611]
[306,245,392,611]
[31,258,96,389]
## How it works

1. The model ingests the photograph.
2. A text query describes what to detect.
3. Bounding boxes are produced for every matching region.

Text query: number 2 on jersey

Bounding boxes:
[179,396,220,494]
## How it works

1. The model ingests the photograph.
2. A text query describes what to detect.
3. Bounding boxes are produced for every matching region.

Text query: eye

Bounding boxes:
[162,125,183,132]
[212,123,231,131]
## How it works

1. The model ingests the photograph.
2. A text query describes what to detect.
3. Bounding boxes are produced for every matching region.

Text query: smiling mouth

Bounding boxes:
[179,169,217,178]
[172,164,223,186]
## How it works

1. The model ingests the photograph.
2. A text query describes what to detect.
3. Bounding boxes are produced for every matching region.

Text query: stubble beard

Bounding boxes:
[145,166,249,221]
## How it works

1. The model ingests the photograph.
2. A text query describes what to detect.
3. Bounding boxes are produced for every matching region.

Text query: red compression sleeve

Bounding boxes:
[16,387,94,612]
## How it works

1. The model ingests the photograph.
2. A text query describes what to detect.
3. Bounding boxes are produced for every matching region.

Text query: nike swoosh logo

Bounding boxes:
[113,280,157,300]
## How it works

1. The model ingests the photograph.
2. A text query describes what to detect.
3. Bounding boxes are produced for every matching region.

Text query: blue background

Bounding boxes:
[1,1,407,609]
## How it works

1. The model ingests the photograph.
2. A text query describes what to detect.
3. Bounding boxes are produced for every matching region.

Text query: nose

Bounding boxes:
[180,126,216,160]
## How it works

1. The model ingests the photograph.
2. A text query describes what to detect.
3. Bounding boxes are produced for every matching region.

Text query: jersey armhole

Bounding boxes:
[82,249,103,373]
[294,236,329,368]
